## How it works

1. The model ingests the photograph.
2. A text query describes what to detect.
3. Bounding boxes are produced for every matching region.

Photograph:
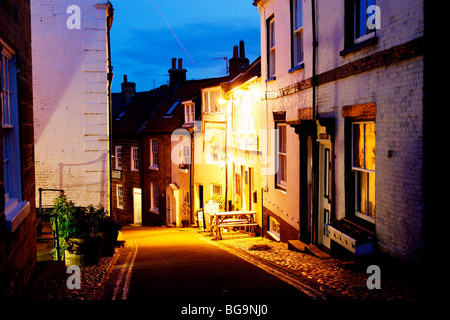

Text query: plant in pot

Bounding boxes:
[181,200,190,228]
[95,207,122,257]
[51,195,101,267]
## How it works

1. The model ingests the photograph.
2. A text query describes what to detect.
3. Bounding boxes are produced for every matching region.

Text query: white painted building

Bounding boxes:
[31,0,113,208]
[254,0,424,263]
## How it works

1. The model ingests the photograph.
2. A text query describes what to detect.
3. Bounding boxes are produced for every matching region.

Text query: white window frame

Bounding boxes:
[183,101,195,124]
[211,184,222,196]
[131,147,139,172]
[268,216,281,242]
[115,145,122,170]
[150,182,159,213]
[292,0,304,66]
[276,123,287,189]
[116,185,124,209]
[182,145,190,166]
[267,16,276,79]
[150,139,158,170]
[202,87,223,113]
[1,40,30,233]
[352,121,376,222]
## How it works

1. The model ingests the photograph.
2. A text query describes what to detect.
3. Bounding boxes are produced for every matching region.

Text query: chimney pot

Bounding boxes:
[233,45,238,58]
[178,58,183,69]
[171,58,177,69]
[239,40,245,58]
[123,74,128,82]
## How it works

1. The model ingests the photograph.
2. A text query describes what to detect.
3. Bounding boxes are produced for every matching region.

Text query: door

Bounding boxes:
[318,142,331,248]
[133,188,142,224]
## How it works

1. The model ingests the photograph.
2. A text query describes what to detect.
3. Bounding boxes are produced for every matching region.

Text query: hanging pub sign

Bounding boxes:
[112,169,122,180]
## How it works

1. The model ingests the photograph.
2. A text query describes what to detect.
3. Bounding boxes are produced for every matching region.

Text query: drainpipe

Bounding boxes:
[107,2,114,217]
[311,0,317,120]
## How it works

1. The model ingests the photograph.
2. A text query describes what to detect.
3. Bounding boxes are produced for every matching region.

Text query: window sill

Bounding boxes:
[5,201,30,233]
[149,166,159,171]
[149,209,159,215]
[265,76,276,83]
[275,186,287,194]
[267,231,281,242]
[288,63,304,74]
[340,36,378,56]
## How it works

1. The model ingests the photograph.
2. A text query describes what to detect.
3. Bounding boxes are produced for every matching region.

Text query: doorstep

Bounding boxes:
[287,240,331,259]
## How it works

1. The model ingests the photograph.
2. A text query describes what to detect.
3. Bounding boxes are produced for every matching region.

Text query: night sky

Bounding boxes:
[110,0,261,93]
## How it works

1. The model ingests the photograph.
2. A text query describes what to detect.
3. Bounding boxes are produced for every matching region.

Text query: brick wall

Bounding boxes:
[31,0,110,208]
[0,0,36,299]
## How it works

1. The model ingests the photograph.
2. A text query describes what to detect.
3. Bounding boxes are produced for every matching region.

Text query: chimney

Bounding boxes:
[228,40,250,77]
[168,57,187,87]
[121,74,136,103]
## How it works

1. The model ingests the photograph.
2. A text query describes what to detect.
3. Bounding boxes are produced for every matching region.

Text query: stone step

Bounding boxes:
[288,240,307,252]
[306,244,331,259]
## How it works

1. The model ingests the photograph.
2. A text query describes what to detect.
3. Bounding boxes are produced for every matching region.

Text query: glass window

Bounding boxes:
[150,139,158,169]
[131,147,139,171]
[354,0,376,42]
[116,185,123,209]
[267,16,276,78]
[292,0,304,66]
[276,123,287,188]
[353,122,376,221]
[151,182,159,213]
[115,146,122,170]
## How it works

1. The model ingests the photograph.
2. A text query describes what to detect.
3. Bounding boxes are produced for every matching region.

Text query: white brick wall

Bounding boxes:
[32,0,110,208]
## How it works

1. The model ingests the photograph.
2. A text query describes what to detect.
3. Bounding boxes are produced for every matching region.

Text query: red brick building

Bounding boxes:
[0,0,36,298]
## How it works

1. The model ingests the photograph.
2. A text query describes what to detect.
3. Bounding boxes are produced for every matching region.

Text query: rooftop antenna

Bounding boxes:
[213,57,229,75]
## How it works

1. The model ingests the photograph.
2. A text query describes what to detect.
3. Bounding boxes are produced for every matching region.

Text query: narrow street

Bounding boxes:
[100,227,307,308]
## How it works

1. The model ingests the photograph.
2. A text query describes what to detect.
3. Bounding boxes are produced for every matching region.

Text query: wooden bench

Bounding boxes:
[212,211,257,240]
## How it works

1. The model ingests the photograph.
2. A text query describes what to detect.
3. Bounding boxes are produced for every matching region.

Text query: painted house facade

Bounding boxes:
[31,0,113,208]
[253,0,424,263]
[0,0,36,298]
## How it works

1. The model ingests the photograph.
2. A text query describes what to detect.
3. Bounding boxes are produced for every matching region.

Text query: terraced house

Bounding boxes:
[253,0,424,263]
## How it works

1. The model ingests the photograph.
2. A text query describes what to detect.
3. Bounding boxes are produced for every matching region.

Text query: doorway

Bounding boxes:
[133,188,142,225]
[318,141,331,248]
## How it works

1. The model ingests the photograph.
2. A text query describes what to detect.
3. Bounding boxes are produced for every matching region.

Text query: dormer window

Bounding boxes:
[183,101,195,124]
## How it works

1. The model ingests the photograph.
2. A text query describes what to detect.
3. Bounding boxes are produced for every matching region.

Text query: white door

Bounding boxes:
[133,188,142,224]
[318,142,331,248]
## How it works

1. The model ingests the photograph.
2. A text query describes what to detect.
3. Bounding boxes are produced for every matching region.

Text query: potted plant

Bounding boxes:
[51,196,104,267]
[96,208,122,257]
[181,201,190,228]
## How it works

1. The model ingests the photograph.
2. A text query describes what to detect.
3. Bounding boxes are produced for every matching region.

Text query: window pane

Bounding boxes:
[365,123,376,171]
[356,170,367,214]
[353,123,364,169]
[368,172,376,218]
[278,124,286,153]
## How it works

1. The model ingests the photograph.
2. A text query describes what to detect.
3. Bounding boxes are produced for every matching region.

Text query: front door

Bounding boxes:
[318,142,331,248]
[133,188,142,224]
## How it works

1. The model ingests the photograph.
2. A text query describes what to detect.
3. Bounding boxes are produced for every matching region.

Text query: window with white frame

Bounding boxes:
[268,216,281,241]
[267,16,276,79]
[202,88,222,113]
[276,123,287,189]
[116,185,124,209]
[211,184,222,196]
[150,182,159,213]
[115,145,122,170]
[291,0,304,67]
[184,102,195,124]
[150,139,158,169]
[352,122,375,221]
[131,147,139,171]
[2,44,23,211]
[182,145,190,166]
[354,0,376,43]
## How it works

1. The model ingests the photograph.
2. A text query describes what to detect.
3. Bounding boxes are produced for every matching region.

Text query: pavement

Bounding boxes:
[24,225,428,302]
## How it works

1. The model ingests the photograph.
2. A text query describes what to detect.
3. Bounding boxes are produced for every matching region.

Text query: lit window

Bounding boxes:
[276,123,287,189]
[150,139,158,169]
[267,16,276,79]
[203,88,222,113]
[211,184,222,196]
[268,216,281,241]
[115,146,122,170]
[131,147,139,171]
[116,185,123,209]
[150,182,159,213]
[353,122,376,221]
[182,145,190,166]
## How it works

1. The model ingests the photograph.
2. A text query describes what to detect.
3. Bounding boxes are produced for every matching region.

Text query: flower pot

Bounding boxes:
[98,230,118,257]
[64,238,88,268]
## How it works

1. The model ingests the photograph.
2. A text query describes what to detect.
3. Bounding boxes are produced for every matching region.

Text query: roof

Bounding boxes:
[141,76,231,133]
[112,87,167,136]
[221,57,261,93]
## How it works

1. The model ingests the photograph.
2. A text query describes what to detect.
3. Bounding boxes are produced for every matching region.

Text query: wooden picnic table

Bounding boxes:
[210,211,257,240]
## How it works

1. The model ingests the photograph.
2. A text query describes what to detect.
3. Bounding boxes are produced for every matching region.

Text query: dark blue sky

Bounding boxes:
[110,0,261,93]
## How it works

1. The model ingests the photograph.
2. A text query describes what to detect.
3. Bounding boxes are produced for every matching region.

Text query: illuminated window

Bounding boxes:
[268,216,281,241]
[203,88,222,113]
[115,145,122,170]
[267,15,276,79]
[150,139,158,169]
[116,185,123,209]
[131,147,139,171]
[211,184,222,196]
[182,145,190,166]
[150,182,159,213]
[353,122,375,221]
[276,123,287,189]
